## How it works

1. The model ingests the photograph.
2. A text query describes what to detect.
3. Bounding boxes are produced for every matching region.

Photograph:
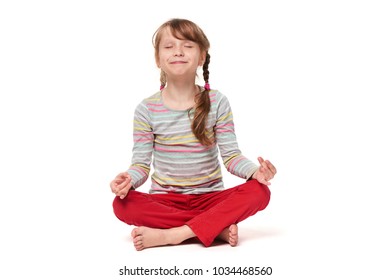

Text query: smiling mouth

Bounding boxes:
[170,61,187,64]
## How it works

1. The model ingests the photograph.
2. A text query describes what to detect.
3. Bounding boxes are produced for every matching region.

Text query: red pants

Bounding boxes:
[113,179,270,247]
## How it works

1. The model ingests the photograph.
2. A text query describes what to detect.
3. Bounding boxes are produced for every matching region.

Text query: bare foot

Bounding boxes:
[218,224,238,246]
[131,225,195,251]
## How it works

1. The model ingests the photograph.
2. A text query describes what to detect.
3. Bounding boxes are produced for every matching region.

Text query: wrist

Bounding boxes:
[250,169,258,180]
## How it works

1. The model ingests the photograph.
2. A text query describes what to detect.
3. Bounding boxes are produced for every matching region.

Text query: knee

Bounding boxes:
[112,192,139,225]
[243,180,271,211]
[112,196,127,223]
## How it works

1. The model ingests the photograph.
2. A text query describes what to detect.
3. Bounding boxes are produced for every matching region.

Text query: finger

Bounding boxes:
[255,168,271,185]
[257,157,265,165]
[265,160,277,175]
[116,177,131,191]
[263,169,273,181]
[260,160,276,180]
[118,184,132,199]
[260,165,275,181]
[110,184,117,193]
[258,157,274,177]
[114,174,131,185]
[112,181,126,195]
[110,180,121,193]
[257,157,267,175]
[114,177,128,185]
[116,188,126,198]
[111,172,127,189]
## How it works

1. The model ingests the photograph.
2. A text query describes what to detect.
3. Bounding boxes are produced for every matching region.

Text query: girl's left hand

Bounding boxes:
[252,157,277,186]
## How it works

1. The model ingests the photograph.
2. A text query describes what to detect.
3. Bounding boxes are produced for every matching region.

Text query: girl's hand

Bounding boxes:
[252,157,277,186]
[110,172,132,199]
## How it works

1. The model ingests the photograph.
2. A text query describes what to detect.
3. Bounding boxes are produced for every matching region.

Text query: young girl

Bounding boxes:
[110,18,277,251]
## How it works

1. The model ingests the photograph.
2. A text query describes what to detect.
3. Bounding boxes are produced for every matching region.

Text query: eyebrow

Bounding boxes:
[161,40,196,45]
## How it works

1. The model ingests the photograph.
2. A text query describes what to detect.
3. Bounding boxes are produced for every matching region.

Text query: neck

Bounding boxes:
[161,80,199,110]
[164,80,198,102]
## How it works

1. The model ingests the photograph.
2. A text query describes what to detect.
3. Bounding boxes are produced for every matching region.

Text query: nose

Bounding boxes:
[173,45,184,57]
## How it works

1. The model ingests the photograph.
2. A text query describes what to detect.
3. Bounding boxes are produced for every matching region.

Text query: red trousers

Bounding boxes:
[113,179,271,247]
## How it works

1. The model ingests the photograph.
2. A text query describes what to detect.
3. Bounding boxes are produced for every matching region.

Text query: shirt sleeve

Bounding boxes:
[214,93,258,180]
[126,101,153,189]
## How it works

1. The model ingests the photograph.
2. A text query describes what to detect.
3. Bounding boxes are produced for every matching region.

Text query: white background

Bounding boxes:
[1,0,389,279]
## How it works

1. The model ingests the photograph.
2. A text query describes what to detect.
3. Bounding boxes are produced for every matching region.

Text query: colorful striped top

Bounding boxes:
[127,89,258,194]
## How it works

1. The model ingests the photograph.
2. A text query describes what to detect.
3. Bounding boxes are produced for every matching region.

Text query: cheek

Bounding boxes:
[156,53,167,67]
[158,51,170,62]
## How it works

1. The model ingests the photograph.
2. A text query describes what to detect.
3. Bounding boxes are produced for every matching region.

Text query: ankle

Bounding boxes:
[167,226,195,244]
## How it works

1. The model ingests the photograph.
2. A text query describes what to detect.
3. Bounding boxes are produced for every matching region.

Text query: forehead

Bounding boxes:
[160,28,183,41]
[160,26,197,43]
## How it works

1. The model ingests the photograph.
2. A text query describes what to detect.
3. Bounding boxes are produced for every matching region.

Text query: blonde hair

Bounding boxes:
[153,19,213,146]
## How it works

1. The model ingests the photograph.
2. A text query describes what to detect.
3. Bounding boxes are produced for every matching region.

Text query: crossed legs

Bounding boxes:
[113,180,270,250]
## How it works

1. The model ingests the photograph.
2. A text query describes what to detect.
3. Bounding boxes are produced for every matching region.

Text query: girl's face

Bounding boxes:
[156,28,205,80]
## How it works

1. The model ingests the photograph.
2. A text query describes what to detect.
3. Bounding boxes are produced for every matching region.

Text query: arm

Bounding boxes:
[127,102,154,189]
[110,102,154,199]
[215,94,277,185]
[215,93,258,179]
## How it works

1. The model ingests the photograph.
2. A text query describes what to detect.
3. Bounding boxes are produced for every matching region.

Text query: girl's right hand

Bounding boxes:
[110,172,132,199]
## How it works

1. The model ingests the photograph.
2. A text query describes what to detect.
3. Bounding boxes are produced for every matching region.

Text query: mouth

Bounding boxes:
[170,61,187,64]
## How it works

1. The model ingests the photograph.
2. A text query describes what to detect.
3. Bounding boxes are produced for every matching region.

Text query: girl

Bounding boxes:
[110,18,277,251]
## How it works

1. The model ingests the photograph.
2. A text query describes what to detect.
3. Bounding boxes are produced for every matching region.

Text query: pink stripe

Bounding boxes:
[216,123,234,129]
[228,157,244,171]
[217,129,233,133]
[132,166,148,176]
[149,108,169,113]
[155,146,208,153]
[134,139,152,143]
[161,143,203,147]
[147,103,163,107]
[133,133,152,136]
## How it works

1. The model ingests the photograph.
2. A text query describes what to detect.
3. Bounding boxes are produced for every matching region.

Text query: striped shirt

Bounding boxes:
[127,89,258,194]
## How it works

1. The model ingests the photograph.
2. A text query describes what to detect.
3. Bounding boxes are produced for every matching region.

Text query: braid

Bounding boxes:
[192,52,213,147]
[202,53,210,84]
[160,70,166,90]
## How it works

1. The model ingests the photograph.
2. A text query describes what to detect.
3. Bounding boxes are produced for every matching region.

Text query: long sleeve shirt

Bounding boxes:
[127,89,258,194]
